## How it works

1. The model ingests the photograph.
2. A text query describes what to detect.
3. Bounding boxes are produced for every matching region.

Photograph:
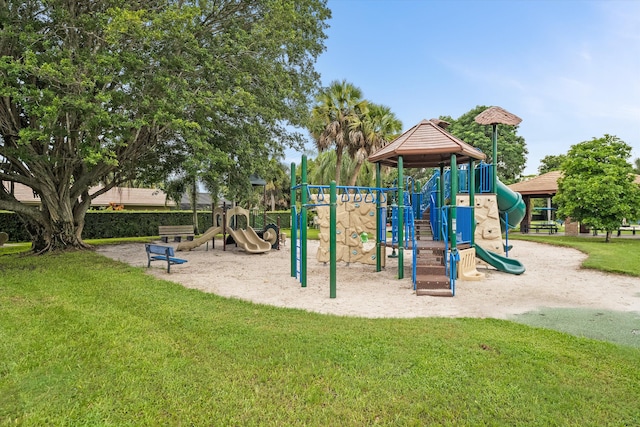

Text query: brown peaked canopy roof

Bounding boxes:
[474,106,522,126]
[368,119,486,168]
[508,171,640,197]
[507,170,561,196]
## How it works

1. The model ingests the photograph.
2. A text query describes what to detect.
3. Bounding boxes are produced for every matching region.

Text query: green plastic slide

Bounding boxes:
[475,244,525,275]
[496,179,526,227]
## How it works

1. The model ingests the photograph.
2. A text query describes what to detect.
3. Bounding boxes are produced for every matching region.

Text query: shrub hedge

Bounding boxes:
[0,210,292,242]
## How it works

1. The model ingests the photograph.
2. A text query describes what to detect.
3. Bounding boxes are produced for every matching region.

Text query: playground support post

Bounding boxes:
[469,159,476,247]
[301,155,308,287]
[222,202,227,252]
[450,154,457,251]
[330,181,336,298]
[438,163,445,237]
[398,156,404,279]
[375,162,382,272]
[492,123,498,193]
[290,162,296,278]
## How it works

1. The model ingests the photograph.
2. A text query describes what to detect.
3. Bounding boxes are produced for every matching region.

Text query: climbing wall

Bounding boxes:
[313,197,385,266]
[456,194,504,255]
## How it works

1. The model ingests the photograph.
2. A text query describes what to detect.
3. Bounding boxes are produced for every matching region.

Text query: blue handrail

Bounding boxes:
[440,207,449,274]
[439,206,459,296]
[378,206,387,245]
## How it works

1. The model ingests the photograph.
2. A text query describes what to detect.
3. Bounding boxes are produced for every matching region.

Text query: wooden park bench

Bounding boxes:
[158,225,195,243]
[145,244,187,273]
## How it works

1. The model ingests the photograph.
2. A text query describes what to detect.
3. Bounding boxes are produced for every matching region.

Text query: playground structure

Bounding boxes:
[314,195,384,267]
[292,108,527,298]
[177,206,277,253]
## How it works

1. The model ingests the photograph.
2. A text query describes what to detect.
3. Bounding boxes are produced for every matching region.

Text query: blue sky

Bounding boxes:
[289,0,640,176]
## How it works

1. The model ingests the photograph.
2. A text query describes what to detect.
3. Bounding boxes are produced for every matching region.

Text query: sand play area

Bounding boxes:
[97,238,640,320]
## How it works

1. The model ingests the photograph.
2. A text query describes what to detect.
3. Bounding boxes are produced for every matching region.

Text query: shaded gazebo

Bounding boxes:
[369,119,486,168]
[507,170,561,233]
[368,119,486,286]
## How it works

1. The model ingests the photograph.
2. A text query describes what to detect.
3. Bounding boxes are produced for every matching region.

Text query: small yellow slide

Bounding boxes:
[177,206,271,254]
[226,227,271,253]
[176,226,222,251]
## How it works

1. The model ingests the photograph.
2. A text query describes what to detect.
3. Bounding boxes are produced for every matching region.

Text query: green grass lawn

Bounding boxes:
[1,243,639,425]
[509,234,640,276]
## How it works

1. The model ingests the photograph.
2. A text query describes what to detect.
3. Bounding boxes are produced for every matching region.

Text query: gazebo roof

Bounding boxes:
[368,119,486,168]
[508,171,640,197]
[507,171,562,196]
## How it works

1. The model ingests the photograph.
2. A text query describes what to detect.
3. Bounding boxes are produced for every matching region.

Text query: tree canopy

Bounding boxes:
[0,0,330,251]
[555,135,640,242]
[308,79,401,186]
[538,154,567,174]
[441,105,528,184]
[309,80,367,186]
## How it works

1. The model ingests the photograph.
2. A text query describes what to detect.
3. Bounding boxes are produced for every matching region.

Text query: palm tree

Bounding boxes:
[345,103,402,186]
[308,150,358,186]
[309,80,367,185]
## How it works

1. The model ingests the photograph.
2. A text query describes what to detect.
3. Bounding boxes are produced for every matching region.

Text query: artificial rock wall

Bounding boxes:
[313,197,385,266]
[456,194,504,255]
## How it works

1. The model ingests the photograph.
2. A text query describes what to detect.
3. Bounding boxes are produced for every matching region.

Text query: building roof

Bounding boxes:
[508,171,640,197]
[507,171,562,196]
[2,182,176,208]
[92,186,175,208]
[367,119,486,168]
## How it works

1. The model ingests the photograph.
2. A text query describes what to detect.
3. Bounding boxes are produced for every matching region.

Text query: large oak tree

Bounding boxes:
[0,0,330,252]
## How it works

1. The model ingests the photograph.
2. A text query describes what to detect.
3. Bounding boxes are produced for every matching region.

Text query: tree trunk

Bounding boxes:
[605,231,611,243]
[16,185,92,253]
[191,180,199,235]
[335,149,343,185]
[20,211,90,253]
[347,160,364,187]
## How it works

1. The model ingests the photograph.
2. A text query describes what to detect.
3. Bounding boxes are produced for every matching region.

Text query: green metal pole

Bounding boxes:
[398,156,404,280]
[375,162,382,272]
[450,155,458,251]
[301,155,308,287]
[469,159,476,247]
[290,162,296,278]
[330,181,337,298]
[492,123,498,193]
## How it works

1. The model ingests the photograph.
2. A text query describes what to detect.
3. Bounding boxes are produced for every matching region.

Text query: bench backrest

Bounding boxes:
[146,244,175,257]
[158,225,194,235]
